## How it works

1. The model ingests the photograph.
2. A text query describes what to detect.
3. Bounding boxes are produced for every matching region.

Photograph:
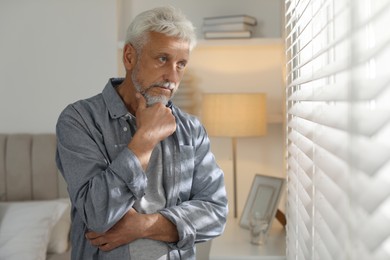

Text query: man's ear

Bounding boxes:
[123,43,137,71]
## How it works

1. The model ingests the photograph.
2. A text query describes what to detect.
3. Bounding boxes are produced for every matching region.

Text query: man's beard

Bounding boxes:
[131,66,177,107]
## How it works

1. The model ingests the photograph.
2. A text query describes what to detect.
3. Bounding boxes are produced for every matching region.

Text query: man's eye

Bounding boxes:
[177,61,187,70]
[158,56,167,63]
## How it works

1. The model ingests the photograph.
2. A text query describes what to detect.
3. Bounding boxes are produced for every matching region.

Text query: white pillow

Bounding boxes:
[0,200,68,260]
[47,198,71,254]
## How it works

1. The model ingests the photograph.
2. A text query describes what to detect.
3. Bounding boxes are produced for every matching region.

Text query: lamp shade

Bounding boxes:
[201,93,267,137]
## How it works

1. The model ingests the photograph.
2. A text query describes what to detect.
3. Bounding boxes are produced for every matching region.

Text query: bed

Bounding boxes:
[0,133,211,260]
[0,133,71,260]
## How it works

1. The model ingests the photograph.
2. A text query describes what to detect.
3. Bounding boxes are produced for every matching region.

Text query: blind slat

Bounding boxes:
[287,74,390,101]
[289,103,390,137]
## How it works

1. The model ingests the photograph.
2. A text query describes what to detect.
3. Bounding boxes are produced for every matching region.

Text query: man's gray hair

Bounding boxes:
[125,6,197,52]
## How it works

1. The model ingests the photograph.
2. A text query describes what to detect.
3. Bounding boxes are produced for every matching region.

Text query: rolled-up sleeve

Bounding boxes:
[56,105,146,233]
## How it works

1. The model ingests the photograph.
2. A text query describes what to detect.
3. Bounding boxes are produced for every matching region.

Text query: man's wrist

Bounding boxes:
[128,131,156,169]
[143,213,179,242]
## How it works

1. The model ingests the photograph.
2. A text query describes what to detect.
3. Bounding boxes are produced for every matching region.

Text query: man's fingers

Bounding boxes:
[85,231,101,240]
[88,236,105,246]
[136,92,147,111]
[99,243,116,251]
[86,235,114,250]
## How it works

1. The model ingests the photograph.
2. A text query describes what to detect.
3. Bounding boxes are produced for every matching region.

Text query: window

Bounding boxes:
[285,0,390,259]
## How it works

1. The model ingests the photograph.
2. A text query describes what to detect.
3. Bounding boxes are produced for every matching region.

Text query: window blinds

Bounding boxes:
[285,0,390,259]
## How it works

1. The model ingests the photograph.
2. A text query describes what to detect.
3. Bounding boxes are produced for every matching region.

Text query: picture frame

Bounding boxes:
[239,174,285,232]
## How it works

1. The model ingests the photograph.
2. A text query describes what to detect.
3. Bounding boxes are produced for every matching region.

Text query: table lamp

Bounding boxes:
[201,93,267,218]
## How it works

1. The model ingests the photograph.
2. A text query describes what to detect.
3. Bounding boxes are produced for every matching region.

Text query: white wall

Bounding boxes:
[0,0,118,133]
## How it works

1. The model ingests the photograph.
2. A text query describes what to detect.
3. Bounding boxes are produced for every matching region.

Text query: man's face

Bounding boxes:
[131,31,190,106]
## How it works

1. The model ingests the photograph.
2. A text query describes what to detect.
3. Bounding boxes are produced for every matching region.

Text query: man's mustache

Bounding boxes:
[139,81,176,95]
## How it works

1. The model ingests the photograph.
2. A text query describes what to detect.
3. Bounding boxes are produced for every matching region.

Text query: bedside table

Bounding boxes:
[209,218,286,260]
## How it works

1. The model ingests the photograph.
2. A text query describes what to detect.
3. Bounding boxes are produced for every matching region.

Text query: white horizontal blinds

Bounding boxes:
[285,0,390,259]
[352,1,390,258]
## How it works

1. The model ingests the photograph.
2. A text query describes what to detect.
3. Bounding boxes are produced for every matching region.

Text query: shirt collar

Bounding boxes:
[102,78,129,119]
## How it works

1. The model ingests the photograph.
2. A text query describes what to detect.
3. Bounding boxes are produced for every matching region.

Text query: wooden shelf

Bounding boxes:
[118,38,284,50]
[196,37,283,47]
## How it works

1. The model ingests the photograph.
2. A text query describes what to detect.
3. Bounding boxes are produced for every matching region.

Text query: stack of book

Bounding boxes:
[202,14,257,39]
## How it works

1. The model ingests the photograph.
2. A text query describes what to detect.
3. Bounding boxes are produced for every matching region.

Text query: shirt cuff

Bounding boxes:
[108,147,147,199]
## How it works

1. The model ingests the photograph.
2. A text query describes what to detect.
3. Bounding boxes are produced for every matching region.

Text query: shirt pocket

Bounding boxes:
[178,145,195,202]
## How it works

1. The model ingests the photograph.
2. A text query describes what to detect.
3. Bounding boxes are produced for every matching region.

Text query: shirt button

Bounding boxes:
[123,126,128,132]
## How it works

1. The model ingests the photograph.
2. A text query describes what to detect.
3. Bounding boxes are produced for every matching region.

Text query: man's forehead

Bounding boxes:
[146,31,190,53]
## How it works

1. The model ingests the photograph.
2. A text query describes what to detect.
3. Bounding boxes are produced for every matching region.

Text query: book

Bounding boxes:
[202,22,255,33]
[204,30,252,39]
[203,15,257,26]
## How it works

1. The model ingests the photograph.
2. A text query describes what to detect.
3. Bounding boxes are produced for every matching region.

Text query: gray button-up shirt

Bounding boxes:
[56,78,228,260]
